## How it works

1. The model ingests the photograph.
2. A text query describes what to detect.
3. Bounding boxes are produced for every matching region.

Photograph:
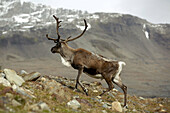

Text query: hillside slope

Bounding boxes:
[0,69,169,113]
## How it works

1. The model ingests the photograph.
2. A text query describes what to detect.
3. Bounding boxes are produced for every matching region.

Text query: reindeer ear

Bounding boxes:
[54,40,58,43]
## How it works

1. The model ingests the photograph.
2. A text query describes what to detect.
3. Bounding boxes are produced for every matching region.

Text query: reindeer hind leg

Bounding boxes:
[99,74,114,96]
[112,76,127,108]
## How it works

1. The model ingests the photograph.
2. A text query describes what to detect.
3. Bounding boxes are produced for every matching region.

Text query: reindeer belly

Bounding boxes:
[83,67,103,79]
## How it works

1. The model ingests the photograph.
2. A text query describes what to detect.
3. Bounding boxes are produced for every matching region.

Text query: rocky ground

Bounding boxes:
[0,69,169,113]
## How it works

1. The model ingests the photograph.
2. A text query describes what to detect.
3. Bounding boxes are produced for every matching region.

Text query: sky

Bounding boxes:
[22,0,170,24]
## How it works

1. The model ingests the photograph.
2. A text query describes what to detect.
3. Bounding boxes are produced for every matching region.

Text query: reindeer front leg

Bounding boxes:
[75,66,88,96]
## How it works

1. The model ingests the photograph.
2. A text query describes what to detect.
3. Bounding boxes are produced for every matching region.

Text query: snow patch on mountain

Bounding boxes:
[87,14,99,19]
[143,24,150,39]
[13,14,30,23]
[76,23,91,31]
[144,31,149,39]
[0,0,17,16]
[22,25,34,29]
[110,13,123,18]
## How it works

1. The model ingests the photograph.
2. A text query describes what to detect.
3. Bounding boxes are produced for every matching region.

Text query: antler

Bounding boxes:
[46,15,88,43]
[65,19,88,42]
[46,15,62,43]
[53,15,62,41]
[46,34,58,43]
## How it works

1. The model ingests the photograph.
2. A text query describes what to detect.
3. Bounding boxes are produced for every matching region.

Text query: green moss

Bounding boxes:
[14,95,26,105]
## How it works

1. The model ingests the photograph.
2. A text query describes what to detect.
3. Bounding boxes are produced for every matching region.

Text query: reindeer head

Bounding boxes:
[46,15,88,54]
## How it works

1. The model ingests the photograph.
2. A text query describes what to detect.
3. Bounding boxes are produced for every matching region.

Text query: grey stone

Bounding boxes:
[108,92,115,98]
[38,102,50,111]
[20,70,28,75]
[12,99,22,106]
[119,95,124,98]
[12,84,36,99]
[6,93,13,98]
[0,72,5,78]
[102,103,109,109]
[4,69,25,86]
[0,77,11,87]
[93,90,98,93]
[132,109,137,112]
[29,104,40,111]
[23,72,41,81]
[102,110,108,113]
[67,99,81,110]
[91,97,102,103]
[73,95,80,99]
[39,77,46,82]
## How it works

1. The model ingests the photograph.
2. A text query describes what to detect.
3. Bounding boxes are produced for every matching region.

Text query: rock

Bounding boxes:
[6,93,13,98]
[132,109,137,112]
[159,104,163,107]
[102,103,110,109]
[91,81,102,86]
[76,98,92,107]
[38,102,50,111]
[108,92,115,98]
[40,77,46,82]
[102,110,108,113]
[29,104,40,111]
[96,96,102,99]
[112,91,117,95]
[4,69,25,86]
[73,95,79,99]
[160,109,167,112]
[12,84,35,99]
[20,70,28,75]
[0,73,5,78]
[23,72,41,81]
[93,90,98,93]
[67,99,81,110]
[112,88,118,92]
[12,99,22,107]
[0,77,11,87]
[102,103,112,109]
[119,95,124,98]
[112,101,123,112]
[91,97,102,103]
[139,96,145,100]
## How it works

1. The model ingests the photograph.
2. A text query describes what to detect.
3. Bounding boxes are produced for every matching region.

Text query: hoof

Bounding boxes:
[84,88,88,96]
[123,105,128,109]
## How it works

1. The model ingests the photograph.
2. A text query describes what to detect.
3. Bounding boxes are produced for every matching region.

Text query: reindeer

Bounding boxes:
[46,15,127,107]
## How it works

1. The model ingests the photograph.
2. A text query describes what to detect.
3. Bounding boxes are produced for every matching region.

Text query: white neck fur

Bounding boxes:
[60,56,71,67]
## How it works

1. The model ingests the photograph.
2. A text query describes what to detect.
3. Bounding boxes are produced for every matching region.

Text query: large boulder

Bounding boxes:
[4,69,25,86]
[112,101,123,112]
[22,72,41,81]
[0,77,11,87]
